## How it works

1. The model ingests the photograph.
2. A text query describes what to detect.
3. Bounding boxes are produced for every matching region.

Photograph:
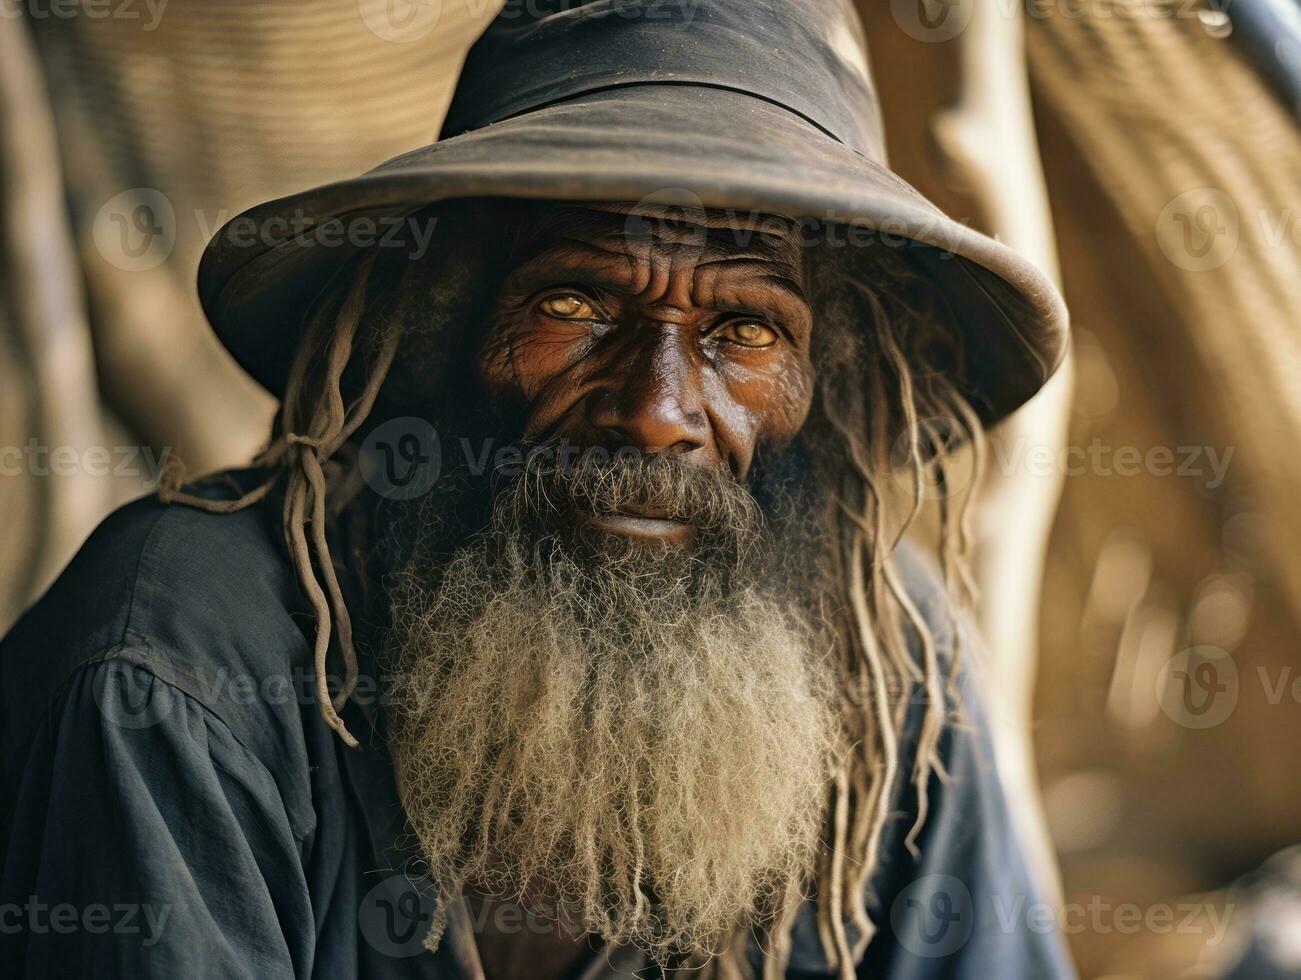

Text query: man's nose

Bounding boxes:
[585,331,710,456]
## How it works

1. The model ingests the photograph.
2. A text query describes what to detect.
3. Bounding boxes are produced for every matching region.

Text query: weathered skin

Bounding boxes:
[478,204,815,547]
[465,203,816,977]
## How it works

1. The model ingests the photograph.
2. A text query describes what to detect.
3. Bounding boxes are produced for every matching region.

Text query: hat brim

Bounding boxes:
[198,84,1068,427]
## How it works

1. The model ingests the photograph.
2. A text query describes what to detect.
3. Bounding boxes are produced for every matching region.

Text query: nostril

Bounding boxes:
[599,426,633,452]
[658,439,702,457]
[585,374,709,456]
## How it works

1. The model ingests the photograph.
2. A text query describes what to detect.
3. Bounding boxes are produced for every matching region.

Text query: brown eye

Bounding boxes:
[721,320,778,348]
[539,293,598,320]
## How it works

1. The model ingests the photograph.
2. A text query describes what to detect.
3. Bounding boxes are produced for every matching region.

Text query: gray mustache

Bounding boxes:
[496,439,764,538]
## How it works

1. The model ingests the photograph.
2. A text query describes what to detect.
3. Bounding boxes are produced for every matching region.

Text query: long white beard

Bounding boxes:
[383,456,837,962]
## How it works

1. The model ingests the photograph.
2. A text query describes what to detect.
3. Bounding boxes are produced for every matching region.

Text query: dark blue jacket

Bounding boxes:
[0,486,1074,979]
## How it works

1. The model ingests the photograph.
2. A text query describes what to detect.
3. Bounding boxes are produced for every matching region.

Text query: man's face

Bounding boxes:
[382,202,834,960]
[477,204,815,544]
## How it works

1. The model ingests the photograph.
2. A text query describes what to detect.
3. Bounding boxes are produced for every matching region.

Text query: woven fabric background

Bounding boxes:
[1,1,501,620]
[1029,6,1301,623]
[1027,7,1301,976]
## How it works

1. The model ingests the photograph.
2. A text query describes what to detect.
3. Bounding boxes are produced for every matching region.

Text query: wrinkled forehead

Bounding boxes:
[514,201,806,272]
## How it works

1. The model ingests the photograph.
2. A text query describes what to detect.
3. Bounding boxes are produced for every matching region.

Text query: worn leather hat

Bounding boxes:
[197,0,1068,426]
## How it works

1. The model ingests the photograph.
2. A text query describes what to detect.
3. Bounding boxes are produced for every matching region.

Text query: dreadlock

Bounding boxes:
[159,219,984,979]
[792,241,984,980]
[159,251,400,747]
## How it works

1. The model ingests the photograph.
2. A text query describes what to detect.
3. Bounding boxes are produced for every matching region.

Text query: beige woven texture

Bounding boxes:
[1,1,501,621]
[1030,7,1301,623]
[1027,8,1301,976]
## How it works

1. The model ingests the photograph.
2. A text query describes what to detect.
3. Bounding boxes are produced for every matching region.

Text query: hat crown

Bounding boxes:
[440,0,884,160]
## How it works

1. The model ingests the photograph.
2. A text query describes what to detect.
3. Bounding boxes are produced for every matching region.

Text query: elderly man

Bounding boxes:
[0,1,1072,978]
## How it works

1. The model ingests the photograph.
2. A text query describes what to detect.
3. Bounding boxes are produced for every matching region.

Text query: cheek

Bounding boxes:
[478,314,611,440]
[479,313,592,402]
[707,354,815,454]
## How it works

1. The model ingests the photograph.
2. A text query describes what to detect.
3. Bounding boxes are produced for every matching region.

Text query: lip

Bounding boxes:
[583,508,695,545]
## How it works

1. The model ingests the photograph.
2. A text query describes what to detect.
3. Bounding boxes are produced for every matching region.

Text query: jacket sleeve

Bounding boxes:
[0,653,316,980]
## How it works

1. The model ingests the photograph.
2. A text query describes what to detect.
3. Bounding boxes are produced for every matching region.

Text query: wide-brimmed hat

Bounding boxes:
[197,0,1068,426]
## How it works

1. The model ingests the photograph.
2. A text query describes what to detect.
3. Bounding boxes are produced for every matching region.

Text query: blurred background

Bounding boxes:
[2,1,1299,976]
